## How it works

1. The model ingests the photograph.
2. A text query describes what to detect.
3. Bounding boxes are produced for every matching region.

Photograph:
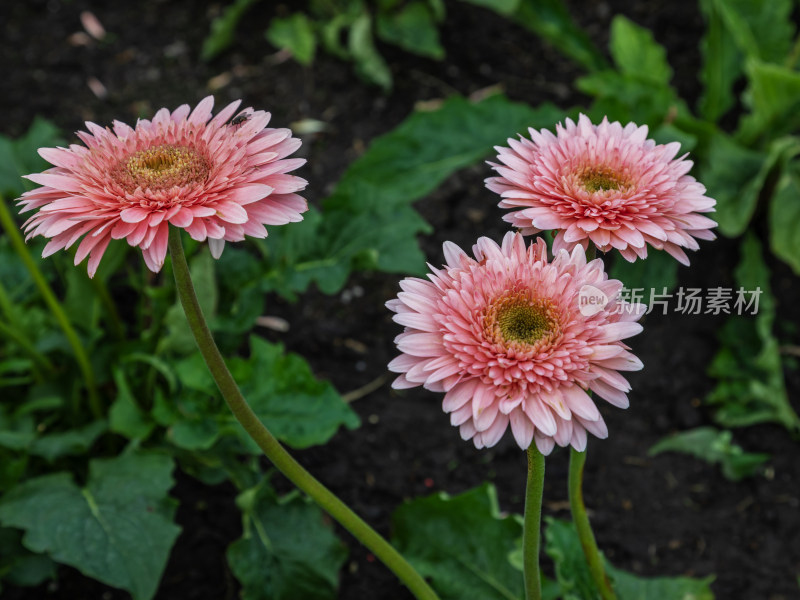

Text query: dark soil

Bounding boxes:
[1,1,799,599]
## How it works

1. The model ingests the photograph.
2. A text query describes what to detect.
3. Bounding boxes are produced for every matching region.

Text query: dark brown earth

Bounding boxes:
[1,0,799,599]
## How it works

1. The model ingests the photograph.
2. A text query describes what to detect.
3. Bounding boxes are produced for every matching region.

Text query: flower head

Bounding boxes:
[19,97,307,276]
[486,114,716,265]
[387,232,645,454]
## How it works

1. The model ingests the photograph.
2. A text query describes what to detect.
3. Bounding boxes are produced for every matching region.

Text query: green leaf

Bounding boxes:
[0,527,56,588]
[260,94,570,298]
[227,480,347,600]
[698,0,741,122]
[232,336,360,449]
[109,367,154,441]
[348,14,392,90]
[648,427,769,481]
[391,483,524,600]
[610,249,679,294]
[609,565,716,600]
[0,451,181,600]
[173,336,359,450]
[700,134,799,236]
[0,405,36,452]
[545,518,715,600]
[769,163,800,275]
[459,0,519,17]
[707,233,800,433]
[609,15,672,86]
[201,0,262,61]
[578,71,680,126]
[712,0,794,63]
[738,60,800,143]
[376,1,444,59]
[512,0,607,72]
[29,420,107,462]
[266,13,317,65]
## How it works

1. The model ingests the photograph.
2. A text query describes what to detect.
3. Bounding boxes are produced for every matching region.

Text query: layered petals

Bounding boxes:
[387,232,644,453]
[486,114,716,265]
[19,96,308,276]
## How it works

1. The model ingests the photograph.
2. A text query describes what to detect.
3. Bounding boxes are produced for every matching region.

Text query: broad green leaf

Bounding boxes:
[227,480,347,600]
[707,234,800,433]
[391,483,524,600]
[700,134,800,236]
[376,1,444,59]
[512,0,607,72]
[173,336,359,450]
[29,420,107,462]
[459,0,519,17]
[259,94,570,298]
[698,0,741,122]
[769,163,800,275]
[545,516,601,600]
[348,14,392,90]
[609,16,672,86]
[738,60,800,144]
[610,249,679,295]
[545,518,715,600]
[0,451,181,600]
[0,117,63,198]
[201,0,262,61]
[266,13,317,65]
[232,336,360,449]
[648,427,769,481]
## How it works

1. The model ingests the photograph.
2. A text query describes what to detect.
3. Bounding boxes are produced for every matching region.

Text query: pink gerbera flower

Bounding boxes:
[18,96,307,276]
[387,232,645,454]
[486,114,716,265]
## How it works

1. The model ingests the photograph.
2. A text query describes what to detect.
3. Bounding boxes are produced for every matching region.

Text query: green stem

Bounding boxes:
[523,444,545,600]
[0,194,102,419]
[568,446,617,600]
[168,227,439,600]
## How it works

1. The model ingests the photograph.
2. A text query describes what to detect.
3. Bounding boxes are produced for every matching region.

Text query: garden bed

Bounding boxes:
[1,0,799,598]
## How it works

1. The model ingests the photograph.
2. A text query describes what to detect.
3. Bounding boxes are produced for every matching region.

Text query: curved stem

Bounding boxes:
[168,228,439,600]
[568,446,617,600]
[0,194,101,419]
[523,445,545,600]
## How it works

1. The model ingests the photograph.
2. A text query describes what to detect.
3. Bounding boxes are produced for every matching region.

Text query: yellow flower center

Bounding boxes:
[485,292,559,347]
[580,167,624,193]
[117,144,210,192]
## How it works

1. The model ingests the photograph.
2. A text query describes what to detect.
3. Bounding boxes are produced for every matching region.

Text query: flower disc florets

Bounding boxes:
[19,96,308,276]
[485,114,717,265]
[387,232,645,454]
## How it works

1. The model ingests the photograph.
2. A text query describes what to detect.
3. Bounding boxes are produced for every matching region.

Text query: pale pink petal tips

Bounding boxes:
[19,97,308,277]
[486,114,716,265]
[387,232,645,454]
